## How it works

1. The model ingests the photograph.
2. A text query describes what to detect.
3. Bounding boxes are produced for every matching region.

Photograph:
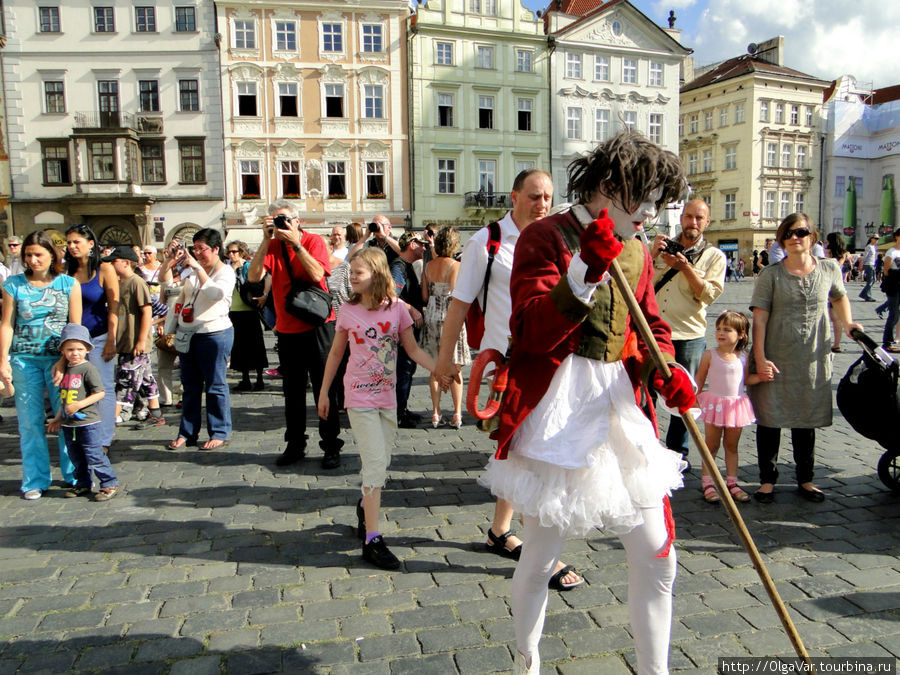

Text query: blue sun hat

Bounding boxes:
[59,323,94,351]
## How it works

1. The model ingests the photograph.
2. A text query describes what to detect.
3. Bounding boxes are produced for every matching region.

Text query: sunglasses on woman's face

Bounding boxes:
[785,228,811,239]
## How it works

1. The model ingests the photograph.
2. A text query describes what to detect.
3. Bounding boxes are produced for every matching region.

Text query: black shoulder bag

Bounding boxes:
[281,242,333,326]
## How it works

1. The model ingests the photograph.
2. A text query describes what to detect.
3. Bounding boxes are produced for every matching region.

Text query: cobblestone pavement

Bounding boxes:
[0,279,898,674]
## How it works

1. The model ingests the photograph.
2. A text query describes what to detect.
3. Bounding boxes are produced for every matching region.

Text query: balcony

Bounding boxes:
[73,111,136,132]
[464,191,511,213]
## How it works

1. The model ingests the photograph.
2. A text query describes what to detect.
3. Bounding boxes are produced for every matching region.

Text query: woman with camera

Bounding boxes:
[160,229,235,451]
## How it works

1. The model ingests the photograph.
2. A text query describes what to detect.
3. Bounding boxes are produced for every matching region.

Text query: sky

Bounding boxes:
[522,0,898,89]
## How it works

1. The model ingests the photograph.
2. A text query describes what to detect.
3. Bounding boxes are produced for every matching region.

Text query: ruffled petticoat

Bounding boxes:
[478,355,685,537]
[696,392,756,428]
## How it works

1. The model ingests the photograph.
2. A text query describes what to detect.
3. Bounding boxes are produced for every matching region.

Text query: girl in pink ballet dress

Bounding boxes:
[694,310,762,503]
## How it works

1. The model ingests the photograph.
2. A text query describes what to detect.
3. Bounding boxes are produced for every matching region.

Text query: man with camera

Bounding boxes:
[366,215,402,265]
[651,198,726,468]
[248,200,343,469]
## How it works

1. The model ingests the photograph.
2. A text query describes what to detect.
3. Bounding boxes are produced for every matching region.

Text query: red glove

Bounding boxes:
[652,367,696,414]
[579,210,624,283]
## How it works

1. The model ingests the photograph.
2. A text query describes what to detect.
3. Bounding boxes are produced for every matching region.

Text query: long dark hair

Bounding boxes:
[64,224,101,277]
[193,228,226,261]
[22,230,61,279]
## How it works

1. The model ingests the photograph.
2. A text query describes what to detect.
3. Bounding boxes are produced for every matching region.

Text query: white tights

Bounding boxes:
[512,504,676,675]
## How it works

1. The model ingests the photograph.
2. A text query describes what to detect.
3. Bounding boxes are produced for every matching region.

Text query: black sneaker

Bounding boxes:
[275,444,306,467]
[64,485,92,498]
[321,451,341,469]
[397,413,418,429]
[362,535,400,570]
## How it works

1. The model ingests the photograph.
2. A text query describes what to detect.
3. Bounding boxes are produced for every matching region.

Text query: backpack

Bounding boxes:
[465,221,502,350]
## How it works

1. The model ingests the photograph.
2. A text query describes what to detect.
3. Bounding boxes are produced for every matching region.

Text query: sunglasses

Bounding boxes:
[785,228,811,239]
[227,249,240,254]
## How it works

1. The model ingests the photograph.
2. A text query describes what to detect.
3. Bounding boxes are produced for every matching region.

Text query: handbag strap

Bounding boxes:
[479,221,501,309]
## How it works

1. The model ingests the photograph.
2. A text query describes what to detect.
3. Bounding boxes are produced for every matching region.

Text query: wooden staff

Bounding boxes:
[608,258,814,668]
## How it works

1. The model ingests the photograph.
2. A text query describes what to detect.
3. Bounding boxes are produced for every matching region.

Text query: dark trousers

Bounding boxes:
[665,337,706,456]
[278,324,343,453]
[756,425,815,485]
[395,345,417,415]
[883,293,900,347]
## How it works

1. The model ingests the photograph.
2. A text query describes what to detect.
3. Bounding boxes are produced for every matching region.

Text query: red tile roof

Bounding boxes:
[682,54,828,93]
[558,0,608,14]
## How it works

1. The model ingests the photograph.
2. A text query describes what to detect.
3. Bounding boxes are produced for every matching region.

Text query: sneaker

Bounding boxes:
[275,443,306,467]
[23,489,42,500]
[93,486,120,502]
[265,368,282,378]
[140,414,166,427]
[321,451,341,470]
[362,535,400,570]
[133,410,149,422]
[65,485,92,498]
[397,413,418,429]
[115,415,127,425]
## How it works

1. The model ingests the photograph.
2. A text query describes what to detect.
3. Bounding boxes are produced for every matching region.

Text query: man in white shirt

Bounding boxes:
[330,225,348,261]
[433,169,584,592]
[882,229,900,351]
[6,236,23,276]
[860,235,878,301]
[767,237,785,264]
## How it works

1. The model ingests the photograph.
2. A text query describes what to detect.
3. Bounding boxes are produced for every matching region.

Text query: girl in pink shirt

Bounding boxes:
[319,248,435,570]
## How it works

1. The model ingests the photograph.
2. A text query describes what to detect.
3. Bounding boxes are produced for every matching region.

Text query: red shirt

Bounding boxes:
[263,232,333,334]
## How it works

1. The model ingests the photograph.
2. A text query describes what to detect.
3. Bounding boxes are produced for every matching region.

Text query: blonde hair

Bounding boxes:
[716,310,751,352]
[347,247,397,310]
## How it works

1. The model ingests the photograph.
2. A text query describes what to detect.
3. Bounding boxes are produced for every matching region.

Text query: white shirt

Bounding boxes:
[768,241,785,264]
[8,258,23,276]
[176,262,236,334]
[333,246,348,261]
[452,211,521,354]
[863,244,878,266]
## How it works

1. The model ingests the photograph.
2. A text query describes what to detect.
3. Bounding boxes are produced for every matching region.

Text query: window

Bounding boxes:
[566,107,582,140]
[41,142,70,184]
[238,159,260,197]
[44,81,65,113]
[234,19,255,49]
[595,55,610,81]
[689,114,698,134]
[797,146,807,169]
[759,101,769,123]
[363,85,384,119]
[622,110,636,132]
[325,84,344,118]
[97,80,119,127]
[704,110,713,131]
[138,80,159,113]
[596,109,610,141]
[362,24,382,53]
[764,191,776,219]
[517,98,532,132]
[723,193,736,220]
[701,149,712,173]
[790,105,799,125]
[678,116,683,137]
[780,192,791,218]
[437,158,455,194]
[275,21,297,51]
[833,217,843,229]
[175,7,196,32]
[437,93,454,127]
[566,53,582,79]
[775,103,784,124]
[365,161,385,199]
[94,7,115,32]
[854,176,863,196]
[39,7,61,32]
[179,140,204,183]
[135,7,155,32]
[478,159,496,193]
[649,61,663,87]
[326,161,346,198]
[322,23,342,52]
[89,141,115,181]
[687,152,697,175]
[724,146,737,170]
[649,113,663,144]
[236,82,257,117]
[516,49,533,73]
[805,106,813,126]
[516,160,535,173]
[835,175,845,197]
[436,41,453,65]
[280,161,301,197]
[278,82,298,117]
[734,102,744,124]
[766,143,777,166]
[140,142,165,183]
[476,46,494,69]
[478,95,493,129]
[781,144,792,168]
[179,79,199,112]
[622,58,637,84]
[795,193,804,212]
[469,0,496,14]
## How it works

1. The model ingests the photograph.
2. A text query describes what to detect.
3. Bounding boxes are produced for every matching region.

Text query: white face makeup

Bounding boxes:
[607,186,663,240]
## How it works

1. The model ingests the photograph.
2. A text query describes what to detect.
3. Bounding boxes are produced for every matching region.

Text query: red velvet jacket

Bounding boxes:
[493,210,675,459]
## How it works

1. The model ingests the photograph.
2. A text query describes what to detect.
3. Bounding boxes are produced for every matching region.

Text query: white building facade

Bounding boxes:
[1,1,225,245]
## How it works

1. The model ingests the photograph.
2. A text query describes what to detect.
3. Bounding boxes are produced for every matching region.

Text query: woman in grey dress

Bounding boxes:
[749,213,862,503]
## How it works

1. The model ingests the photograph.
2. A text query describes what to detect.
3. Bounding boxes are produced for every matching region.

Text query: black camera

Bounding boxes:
[368,222,380,234]
[273,215,290,230]
[662,238,685,256]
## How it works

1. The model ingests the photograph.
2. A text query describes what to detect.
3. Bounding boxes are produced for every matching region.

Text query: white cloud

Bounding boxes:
[652,0,697,12]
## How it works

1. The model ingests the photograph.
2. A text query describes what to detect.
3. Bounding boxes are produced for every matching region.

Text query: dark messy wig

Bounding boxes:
[566,130,688,213]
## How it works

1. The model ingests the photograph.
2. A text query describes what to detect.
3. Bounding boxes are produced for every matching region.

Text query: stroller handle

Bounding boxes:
[849,327,878,350]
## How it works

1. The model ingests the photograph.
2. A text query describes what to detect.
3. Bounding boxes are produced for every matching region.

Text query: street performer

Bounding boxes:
[478,131,695,675]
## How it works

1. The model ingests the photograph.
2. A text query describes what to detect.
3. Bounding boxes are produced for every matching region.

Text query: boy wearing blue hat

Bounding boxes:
[48,324,120,501]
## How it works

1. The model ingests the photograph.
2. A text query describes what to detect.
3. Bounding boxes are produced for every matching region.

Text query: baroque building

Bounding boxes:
[1,0,224,245]
[216,0,410,236]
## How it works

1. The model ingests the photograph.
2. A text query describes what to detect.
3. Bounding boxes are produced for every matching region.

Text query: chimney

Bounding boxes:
[754,36,784,67]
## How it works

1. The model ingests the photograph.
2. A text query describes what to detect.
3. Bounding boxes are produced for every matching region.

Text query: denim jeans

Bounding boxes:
[10,354,75,492]
[178,327,234,441]
[395,345,417,416]
[664,337,707,456]
[64,422,118,489]
[86,333,116,447]
[860,265,876,300]
[883,293,900,347]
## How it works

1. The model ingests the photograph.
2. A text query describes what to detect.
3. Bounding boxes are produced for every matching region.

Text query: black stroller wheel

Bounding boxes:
[877,449,900,493]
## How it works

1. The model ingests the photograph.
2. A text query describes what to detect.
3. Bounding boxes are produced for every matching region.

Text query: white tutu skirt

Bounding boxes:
[697,392,756,428]
[478,355,685,537]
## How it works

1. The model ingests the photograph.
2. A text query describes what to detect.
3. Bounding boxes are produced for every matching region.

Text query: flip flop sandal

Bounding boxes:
[703,484,721,503]
[166,437,197,450]
[548,565,584,591]
[485,529,522,560]
[200,439,229,451]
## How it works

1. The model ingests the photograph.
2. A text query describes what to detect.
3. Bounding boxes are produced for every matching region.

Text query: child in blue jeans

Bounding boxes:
[48,324,120,501]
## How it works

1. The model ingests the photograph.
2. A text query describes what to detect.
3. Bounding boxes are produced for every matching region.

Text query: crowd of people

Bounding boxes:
[0,129,892,674]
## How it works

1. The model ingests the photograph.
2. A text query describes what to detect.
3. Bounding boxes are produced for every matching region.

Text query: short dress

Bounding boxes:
[478,355,686,537]
[696,351,756,428]
[421,280,471,366]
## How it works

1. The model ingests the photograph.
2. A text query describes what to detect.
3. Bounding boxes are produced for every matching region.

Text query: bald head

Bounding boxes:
[679,199,710,244]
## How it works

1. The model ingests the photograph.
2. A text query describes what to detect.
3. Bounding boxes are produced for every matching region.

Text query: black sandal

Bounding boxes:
[485,529,522,560]
[548,564,585,591]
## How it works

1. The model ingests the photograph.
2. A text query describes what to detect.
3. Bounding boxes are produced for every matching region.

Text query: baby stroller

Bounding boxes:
[836,329,900,492]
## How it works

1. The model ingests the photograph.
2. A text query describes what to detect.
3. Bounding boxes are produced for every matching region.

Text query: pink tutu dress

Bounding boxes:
[696,350,756,428]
